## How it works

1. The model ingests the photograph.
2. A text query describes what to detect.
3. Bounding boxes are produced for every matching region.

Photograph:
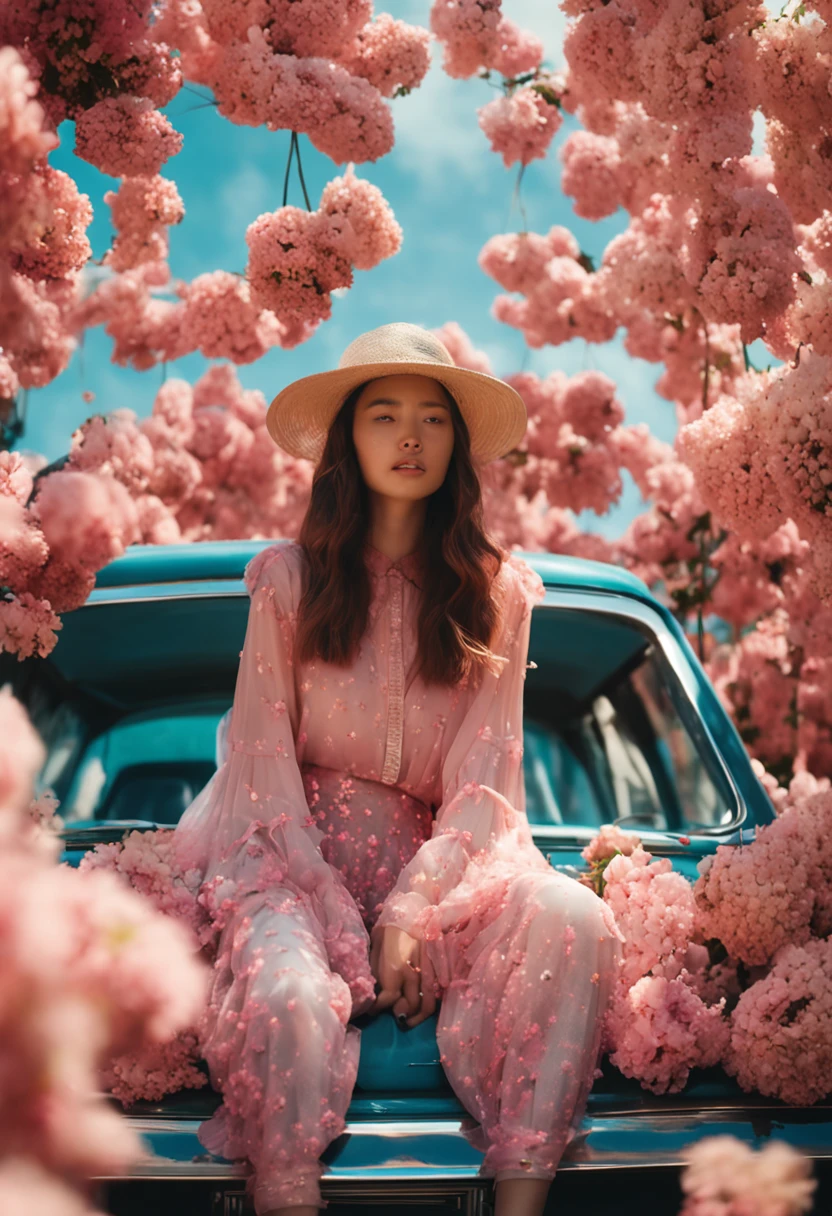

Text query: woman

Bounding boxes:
[172,323,624,1216]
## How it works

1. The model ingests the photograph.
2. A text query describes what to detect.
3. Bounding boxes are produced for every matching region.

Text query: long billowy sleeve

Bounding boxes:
[374,555,550,943]
[172,543,375,1012]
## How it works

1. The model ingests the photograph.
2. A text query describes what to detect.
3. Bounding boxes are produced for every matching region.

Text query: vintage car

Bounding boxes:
[3,539,830,1216]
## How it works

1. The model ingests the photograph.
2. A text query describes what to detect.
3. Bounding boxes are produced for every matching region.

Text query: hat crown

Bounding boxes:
[338,322,455,371]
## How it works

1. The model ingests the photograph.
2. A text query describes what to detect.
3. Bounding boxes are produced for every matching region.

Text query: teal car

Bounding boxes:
[3,540,828,1216]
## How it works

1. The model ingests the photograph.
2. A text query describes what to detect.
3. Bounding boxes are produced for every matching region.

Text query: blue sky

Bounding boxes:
[18,0,771,540]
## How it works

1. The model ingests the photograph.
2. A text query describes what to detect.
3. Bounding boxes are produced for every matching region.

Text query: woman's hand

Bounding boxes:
[369,923,437,1028]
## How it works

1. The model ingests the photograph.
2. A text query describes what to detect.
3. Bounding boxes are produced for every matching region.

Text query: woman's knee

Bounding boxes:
[267,966,337,1017]
[529,872,614,947]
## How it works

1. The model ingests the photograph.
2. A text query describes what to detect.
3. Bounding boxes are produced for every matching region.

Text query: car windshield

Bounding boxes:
[13,591,738,836]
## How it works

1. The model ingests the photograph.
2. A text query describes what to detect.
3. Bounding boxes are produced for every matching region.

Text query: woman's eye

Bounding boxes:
[373,414,444,423]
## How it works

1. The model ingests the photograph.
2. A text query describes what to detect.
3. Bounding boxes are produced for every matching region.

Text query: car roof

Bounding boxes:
[94,539,655,603]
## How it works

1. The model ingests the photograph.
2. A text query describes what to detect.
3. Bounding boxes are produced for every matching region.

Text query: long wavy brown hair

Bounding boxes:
[295,379,507,688]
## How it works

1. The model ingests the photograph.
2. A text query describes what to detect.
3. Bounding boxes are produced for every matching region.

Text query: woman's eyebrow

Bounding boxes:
[363,397,451,410]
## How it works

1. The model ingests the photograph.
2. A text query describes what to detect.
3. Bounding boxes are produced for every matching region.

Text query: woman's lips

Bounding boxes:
[392,466,425,475]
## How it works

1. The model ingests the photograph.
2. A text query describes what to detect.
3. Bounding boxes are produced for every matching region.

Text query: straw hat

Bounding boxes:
[266,322,528,465]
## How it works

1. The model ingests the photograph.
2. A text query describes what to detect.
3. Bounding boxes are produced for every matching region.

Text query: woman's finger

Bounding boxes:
[373,945,407,1012]
[406,945,438,1027]
[369,927,382,979]
[394,960,421,1020]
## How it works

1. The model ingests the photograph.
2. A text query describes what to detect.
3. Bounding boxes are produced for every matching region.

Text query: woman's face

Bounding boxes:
[351,373,455,500]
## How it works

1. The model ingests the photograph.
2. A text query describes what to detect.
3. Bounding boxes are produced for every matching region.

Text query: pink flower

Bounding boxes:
[478,86,562,168]
[180,271,286,363]
[68,410,156,494]
[104,175,185,273]
[0,591,62,660]
[429,0,502,79]
[210,29,393,163]
[432,321,493,374]
[29,469,141,568]
[726,939,832,1106]
[337,13,431,98]
[489,16,543,77]
[0,1158,105,1216]
[246,205,346,325]
[102,1028,208,1106]
[602,845,697,988]
[481,225,617,349]
[0,269,77,389]
[675,382,787,543]
[604,973,729,1094]
[1,0,179,124]
[318,163,402,270]
[693,809,818,967]
[581,823,642,865]
[679,1135,816,1216]
[74,97,183,177]
[0,682,45,815]
[0,47,59,175]
[0,353,20,398]
[0,449,34,505]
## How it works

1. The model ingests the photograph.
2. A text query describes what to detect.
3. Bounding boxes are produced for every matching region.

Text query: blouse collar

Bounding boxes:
[363,542,423,586]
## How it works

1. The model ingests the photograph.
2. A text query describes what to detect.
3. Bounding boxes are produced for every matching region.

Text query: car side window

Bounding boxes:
[523,609,737,834]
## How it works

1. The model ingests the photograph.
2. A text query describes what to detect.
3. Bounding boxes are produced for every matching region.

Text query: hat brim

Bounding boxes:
[266,361,528,465]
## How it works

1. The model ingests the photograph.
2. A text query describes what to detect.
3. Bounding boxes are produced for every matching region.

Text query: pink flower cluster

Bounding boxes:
[0,685,208,1204]
[0,264,78,389]
[80,828,213,1105]
[149,0,433,168]
[0,359,314,598]
[0,446,147,657]
[429,0,542,79]
[8,165,92,282]
[104,175,185,272]
[604,971,730,1094]
[0,0,182,125]
[726,938,832,1107]
[74,96,183,177]
[695,788,832,965]
[479,226,617,349]
[578,829,730,1093]
[679,1135,816,1216]
[336,12,431,98]
[676,351,832,603]
[478,84,563,168]
[0,46,58,176]
[601,846,698,988]
[246,164,402,325]
[179,270,296,363]
[495,366,628,517]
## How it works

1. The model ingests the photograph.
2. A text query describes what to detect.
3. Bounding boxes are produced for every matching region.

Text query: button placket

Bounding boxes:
[380,569,405,784]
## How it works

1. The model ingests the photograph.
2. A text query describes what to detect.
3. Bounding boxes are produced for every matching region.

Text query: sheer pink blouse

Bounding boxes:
[173,538,553,1014]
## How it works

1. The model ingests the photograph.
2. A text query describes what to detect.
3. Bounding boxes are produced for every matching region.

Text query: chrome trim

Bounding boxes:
[213,1180,492,1215]
[94,1110,832,1182]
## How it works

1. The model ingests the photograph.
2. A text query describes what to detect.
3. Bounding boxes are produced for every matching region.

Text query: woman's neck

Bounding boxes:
[367,498,427,563]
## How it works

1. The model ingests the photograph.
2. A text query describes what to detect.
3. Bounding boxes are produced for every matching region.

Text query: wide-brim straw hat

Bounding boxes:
[266,322,528,465]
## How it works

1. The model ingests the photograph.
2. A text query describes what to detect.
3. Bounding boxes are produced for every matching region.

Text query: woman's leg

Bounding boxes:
[494,1178,551,1216]
[198,886,362,1214]
[433,868,622,1201]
